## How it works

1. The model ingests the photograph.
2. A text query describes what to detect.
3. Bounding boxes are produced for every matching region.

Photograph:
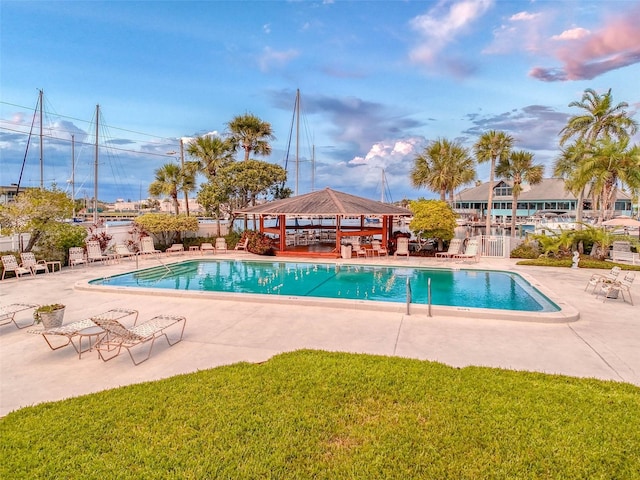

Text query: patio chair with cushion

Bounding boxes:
[371,240,388,257]
[93,314,187,365]
[31,308,139,358]
[0,303,39,329]
[20,252,48,275]
[215,238,227,254]
[1,255,32,280]
[200,242,215,254]
[435,238,462,261]
[69,247,87,268]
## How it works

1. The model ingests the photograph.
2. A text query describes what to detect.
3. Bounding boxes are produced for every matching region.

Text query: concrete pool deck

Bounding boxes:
[1,251,638,416]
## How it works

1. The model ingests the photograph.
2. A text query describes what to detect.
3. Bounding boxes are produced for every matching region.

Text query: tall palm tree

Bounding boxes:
[558,88,638,226]
[149,163,182,215]
[495,150,544,236]
[554,140,590,224]
[474,130,513,234]
[227,113,275,161]
[186,135,235,179]
[180,160,199,217]
[411,138,475,202]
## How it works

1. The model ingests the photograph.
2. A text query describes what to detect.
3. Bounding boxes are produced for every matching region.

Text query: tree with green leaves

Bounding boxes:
[408,199,457,250]
[474,130,513,233]
[411,138,475,203]
[149,163,183,215]
[186,135,235,179]
[558,88,638,225]
[0,187,74,252]
[227,113,275,161]
[133,213,198,248]
[495,150,544,237]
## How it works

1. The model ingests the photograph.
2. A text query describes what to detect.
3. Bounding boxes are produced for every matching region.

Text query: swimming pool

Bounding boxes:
[88,259,560,313]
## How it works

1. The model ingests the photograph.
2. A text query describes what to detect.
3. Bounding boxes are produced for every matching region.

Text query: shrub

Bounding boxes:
[243,230,275,255]
[510,239,540,259]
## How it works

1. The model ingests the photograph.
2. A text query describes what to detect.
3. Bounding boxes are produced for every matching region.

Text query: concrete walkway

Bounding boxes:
[1,252,638,416]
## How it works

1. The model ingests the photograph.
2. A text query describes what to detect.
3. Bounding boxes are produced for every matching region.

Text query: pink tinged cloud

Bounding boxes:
[530,8,640,82]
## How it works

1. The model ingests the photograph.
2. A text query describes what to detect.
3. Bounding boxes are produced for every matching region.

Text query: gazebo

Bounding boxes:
[235,188,412,257]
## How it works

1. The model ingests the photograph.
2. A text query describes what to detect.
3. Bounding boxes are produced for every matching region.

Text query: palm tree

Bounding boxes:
[411,138,475,202]
[149,163,182,215]
[474,130,513,234]
[186,135,235,179]
[180,161,199,217]
[575,137,640,222]
[495,150,544,236]
[558,88,638,226]
[227,113,275,161]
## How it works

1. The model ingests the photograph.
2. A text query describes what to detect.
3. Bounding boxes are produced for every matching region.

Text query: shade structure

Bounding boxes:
[235,188,412,256]
[601,216,640,227]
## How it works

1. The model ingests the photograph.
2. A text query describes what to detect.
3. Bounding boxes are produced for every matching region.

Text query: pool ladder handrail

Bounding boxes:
[405,277,432,317]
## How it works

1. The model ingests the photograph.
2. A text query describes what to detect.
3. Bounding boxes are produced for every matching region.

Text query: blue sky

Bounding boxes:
[1,0,639,204]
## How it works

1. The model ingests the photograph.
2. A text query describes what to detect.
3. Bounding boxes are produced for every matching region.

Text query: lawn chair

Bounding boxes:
[140,237,161,256]
[200,242,215,254]
[371,240,388,257]
[69,247,87,268]
[32,308,139,358]
[435,238,462,261]
[585,266,622,293]
[86,240,115,264]
[20,252,48,275]
[93,314,186,365]
[394,237,410,259]
[1,255,32,280]
[114,244,137,261]
[215,238,227,254]
[234,238,249,251]
[454,239,479,263]
[166,243,185,255]
[597,272,635,305]
[0,303,38,329]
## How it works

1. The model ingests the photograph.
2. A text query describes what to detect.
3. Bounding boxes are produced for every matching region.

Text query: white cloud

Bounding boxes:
[551,27,590,41]
[257,46,299,72]
[409,0,494,64]
[510,11,540,22]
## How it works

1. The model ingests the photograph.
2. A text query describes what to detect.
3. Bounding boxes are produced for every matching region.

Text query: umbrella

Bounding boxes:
[601,216,640,238]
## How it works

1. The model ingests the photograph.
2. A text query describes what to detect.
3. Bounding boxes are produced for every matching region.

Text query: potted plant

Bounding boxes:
[33,304,66,329]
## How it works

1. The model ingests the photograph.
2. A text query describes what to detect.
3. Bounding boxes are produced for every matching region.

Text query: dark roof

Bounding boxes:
[236,188,412,216]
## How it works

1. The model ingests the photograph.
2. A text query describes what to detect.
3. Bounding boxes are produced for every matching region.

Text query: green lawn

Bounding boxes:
[1,350,639,479]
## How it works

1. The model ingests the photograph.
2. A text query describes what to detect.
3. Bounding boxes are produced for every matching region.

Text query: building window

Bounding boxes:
[494,186,512,197]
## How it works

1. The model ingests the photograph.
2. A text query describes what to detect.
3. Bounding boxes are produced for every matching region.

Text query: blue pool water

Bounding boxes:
[90,260,559,312]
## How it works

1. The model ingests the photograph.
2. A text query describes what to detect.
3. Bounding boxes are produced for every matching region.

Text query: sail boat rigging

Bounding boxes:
[282,89,314,196]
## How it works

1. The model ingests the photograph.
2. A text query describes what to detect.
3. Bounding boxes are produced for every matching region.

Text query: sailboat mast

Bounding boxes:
[71,134,76,218]
[311,144,315,192]
[381,168,385,203]
[93,104,99,224]
[39,89,43,188]
[295,88,300,196]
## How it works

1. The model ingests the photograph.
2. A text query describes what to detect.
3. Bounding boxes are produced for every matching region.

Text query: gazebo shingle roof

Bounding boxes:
[236,188,411,216]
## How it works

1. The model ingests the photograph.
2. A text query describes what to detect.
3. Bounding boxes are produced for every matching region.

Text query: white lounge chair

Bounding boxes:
[114,244,137,261]
[93,314,186,365]
[69,247,87,268]
[435,238,462,261]
[166,243,185,255]
[215,238,227,254]
[235,238,249,251]
[140,237,161,256]
[0,303,38,329]
[20,252,48,275]
[1,255,32,280]
[454,239,479,262]
[200,242,215,254]
[86,240,115,264]
[394,237,410,259]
